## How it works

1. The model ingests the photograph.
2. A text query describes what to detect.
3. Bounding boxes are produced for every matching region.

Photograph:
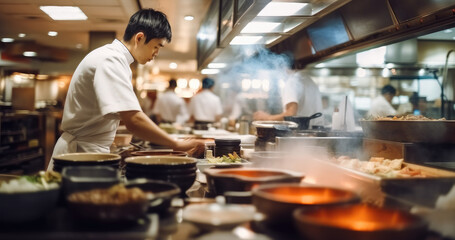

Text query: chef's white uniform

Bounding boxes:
[49,39,142,170]
[281,72,324,126]
[152,90,189,124]
[367,95,397,117]
[188,89,223,122]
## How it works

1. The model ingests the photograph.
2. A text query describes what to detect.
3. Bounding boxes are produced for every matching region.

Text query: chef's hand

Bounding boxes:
[174,139,205,158]
[253,111,271,120]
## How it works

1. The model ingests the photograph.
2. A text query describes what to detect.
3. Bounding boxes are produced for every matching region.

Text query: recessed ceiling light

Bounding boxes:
[18,33,26,38]
[169,62,178,69]
[258,2,308,16]
[48,31,58,37]
[208,63,227,69]
[184,15,194,21]
[40,6,88,20]
[1,38,14,43]
[241,21,281,33]
[201,69,219,75]
[230,36,263,45]
[23,51,37,57]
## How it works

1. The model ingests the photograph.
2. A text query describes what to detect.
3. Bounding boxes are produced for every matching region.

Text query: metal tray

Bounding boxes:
[333,161,455,208]
[360,120,455,143]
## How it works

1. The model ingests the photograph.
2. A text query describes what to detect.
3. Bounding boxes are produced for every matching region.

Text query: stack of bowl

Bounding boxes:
[124,156,197,196]
[52,153,121,173]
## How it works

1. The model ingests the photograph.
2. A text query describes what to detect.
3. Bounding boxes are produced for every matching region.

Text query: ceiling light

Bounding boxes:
[444,29,453,33]
[40,6,88,20]
[23,51,37,57]
[189,78,200,89]
[230,36,263,45]
[241,21,281,33]
[48,31,58,37]
[184,15,194,21]
[169,62,178,69]
[208,63,227,69]
[18,33,26,38]
[76,44,82,49]
[1,38,14,43]
[201,69,219,75]
[258,2,308,16]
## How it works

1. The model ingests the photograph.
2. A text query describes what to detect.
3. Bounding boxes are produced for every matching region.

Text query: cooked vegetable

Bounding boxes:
[207,151,242,164]
[0,171,61,193]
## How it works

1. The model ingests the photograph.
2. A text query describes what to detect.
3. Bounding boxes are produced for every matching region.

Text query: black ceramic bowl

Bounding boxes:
[52,153,121,173]
[125,156,197,196]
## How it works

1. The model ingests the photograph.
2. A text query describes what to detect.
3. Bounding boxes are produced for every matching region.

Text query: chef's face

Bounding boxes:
[134,33,167,64]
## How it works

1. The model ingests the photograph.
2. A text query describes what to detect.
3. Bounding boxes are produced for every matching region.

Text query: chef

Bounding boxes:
[152,79,189,125]
[254,70,324,127]
[188,77,223,127]
[367,84,397,117]
[49,8,205,170]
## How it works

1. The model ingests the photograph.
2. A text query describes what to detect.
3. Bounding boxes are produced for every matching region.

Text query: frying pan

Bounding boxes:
[284,112,323,130]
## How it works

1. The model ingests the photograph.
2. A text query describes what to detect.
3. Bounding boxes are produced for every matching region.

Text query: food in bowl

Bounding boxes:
[293,203,427,240]
[0,172,62,223]
[206,150,242,164]
[0,171,61,193]
[67,184,149,223]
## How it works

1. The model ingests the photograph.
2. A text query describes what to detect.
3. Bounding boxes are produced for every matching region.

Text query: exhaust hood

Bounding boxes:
[197,0,352,71]
[197,0,455,73]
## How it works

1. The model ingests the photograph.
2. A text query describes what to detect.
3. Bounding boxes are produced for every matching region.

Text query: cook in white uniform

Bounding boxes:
[152,79,189,125]
[49,9,204,170]
[188,78,223,123]
[367,84,397,117]
[254,70,324,126]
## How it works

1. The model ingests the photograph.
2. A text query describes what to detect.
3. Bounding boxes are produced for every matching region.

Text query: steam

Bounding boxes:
[217,46,293,118]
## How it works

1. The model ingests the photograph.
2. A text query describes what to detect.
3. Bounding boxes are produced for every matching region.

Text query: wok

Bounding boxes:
[360,120,455,143]
[284,112,323,130]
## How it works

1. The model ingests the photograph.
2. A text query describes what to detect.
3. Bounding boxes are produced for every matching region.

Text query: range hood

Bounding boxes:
[196,0,352,71]
[197,0,455,72]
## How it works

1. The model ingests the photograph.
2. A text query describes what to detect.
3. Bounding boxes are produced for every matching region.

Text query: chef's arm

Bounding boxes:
[119,110,197,151]
[253,102,298,121]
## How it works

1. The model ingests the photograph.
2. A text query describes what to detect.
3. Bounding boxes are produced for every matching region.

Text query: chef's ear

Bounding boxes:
[134,32,145,44]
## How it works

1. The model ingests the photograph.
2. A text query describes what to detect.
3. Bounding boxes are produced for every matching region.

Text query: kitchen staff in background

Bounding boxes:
[367,84,397,117]
[188,77,223,125]
[152,79,189,125]
[49,9,205,170]
[253,70,324,126]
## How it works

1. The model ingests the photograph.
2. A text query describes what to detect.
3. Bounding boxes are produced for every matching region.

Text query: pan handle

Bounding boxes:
[308,112,323,119]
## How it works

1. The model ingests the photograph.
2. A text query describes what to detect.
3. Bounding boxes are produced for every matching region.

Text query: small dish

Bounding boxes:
[197,158,252,173]
[182,203,256,231]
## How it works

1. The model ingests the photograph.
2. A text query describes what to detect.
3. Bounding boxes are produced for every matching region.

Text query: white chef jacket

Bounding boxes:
[152,90,189,124]
[367,95,397,117]
[282,72,324,126]
[188,89,223,122]
[49,39,142,170]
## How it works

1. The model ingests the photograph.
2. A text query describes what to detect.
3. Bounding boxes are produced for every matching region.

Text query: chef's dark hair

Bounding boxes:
[381,85,396,95]
[202,78,215,89]
[168,79,177,88]
[123,8,172,43]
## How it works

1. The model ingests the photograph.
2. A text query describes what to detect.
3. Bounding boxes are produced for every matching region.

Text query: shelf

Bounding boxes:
[0,151,43,168]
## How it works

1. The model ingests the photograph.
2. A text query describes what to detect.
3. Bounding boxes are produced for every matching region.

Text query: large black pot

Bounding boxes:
[284,112,322,130]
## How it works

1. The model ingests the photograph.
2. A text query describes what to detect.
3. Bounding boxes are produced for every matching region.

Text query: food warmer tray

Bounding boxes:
[360,120,455,144]
[325,160,455,208]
